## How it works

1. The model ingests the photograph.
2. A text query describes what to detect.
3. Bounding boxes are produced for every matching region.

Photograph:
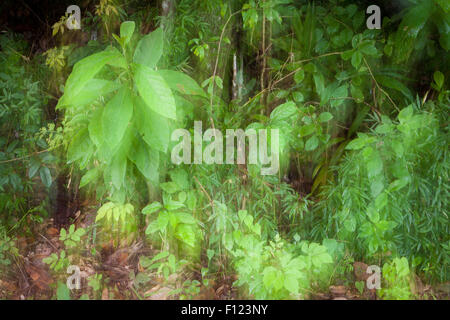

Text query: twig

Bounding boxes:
[0,145,61,164]
[209,10,242,122]
[270,51,344,90]
[193,176,213,210]
[363,57,399,112]
[38,233,59,252]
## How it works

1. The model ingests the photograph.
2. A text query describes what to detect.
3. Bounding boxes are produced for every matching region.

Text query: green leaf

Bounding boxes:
[128,137,160,182]
[63,79,119,108]
[359,41,377,56]
[39,166,52,188]
[305,136,319,151]
[96,202,115,222]
[284,275,299,294]
[433,71,444,90]
[150,251,169,263]
[294,69,305,84]
[120,21,135,44]
[169,168,189,190]
[67,128,91,163]
[88,107,104,147]
[263,266,278,289]
[59,228,67,239]
[351,51,363,69]
[79,168,100,188]
[398,106,413,124]
[165,200,185,211]
[351,84,364,103]
[270,101,297,121]
[56,282,71,300]
[175,224,196,247]
[133,28,164,68]
[160,182,179,194]
[158,70,206,97]
[134,96,170,153]
[142,202,163,215]
[102,87,133,150]
[110,152,127,190]
[57,49,124,108]
[135,64,176,120]
[28,158,40,179]
[319,112,333,122]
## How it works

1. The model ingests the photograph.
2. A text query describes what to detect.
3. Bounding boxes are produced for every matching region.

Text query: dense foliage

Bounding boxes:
[0,0,448,300]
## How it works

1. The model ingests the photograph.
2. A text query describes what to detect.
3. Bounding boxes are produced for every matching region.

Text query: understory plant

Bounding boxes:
[56,21,206,243]
[315,103,449,282]
[230,210,333,299]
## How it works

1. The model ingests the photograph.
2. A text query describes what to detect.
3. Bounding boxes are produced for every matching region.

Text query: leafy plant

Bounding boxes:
[59,224,86,248]
[316,104,449,281]
[0,33,51,228]
[231,210,333,299]
[88,273,103,295]
[143,169,202,259]
[95,202,138,247]
[378,257,414,300]
[43,250,70,272]
[57,21,205,205]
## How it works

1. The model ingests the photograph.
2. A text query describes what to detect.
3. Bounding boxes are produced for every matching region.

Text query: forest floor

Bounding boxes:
[1,206,448,300]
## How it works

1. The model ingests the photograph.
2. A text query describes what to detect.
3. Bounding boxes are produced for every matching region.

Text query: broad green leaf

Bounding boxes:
[433,71,444,90]
[57,49,124,108]
[102,87,133,150]
[294,69,305,83]
[263,266,278,289]
[175,211,196,225]
[169,168,189,190]
[56,282,71,300]
[175,224,196,247]
[120,21,135,44]
[79,168,100,188]
[351,84,364,103]
[133,28,164,68]
[150,251,169,263]
[351,50,363,69]
[160,182,179,194]
[62,79,119,108]
[108,137,130,190]
[142,202,162,215]
[305,136,319,151]
[96,202,115,222]
[134,96,169,152]
[28,158,40,179]
[158,70,206,97]
[319,112,333,122]
[359,41,377,56]
[398,106,413,124]
[128,137,160,182]
[284,275,299,294]
[135,64,176,120]
[88,107,104,147]
[67,128,91,163]
[270,101,297,121]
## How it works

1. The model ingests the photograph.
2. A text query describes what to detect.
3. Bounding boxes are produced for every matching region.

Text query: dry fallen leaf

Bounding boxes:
[24,262,53,290]
[102,287,109,300]
[329,285,347,297]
